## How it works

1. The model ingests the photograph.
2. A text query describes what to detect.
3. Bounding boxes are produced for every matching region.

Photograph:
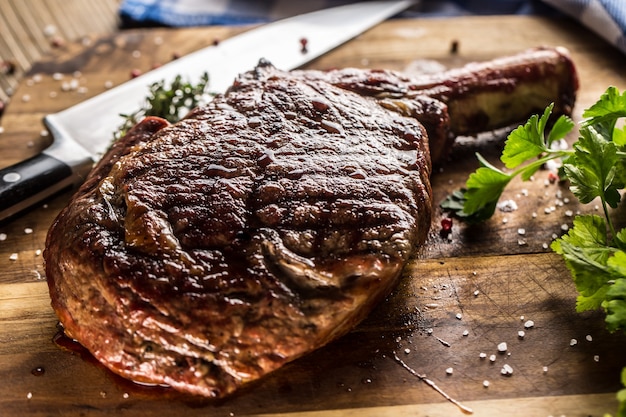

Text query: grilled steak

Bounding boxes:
[44,47,578,398]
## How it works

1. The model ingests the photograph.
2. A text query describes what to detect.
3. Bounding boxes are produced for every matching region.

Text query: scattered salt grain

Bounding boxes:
[565,210,573,217]
[497,342,508,352]
[543,366,549,373]
[483,380,490,388]
[473,290,480,296]
[9,253,18,261]
[52,72,63,80]
[455,313,463,320]
[35,249,42,256]
[594,355,600,362]
[520,316,525,321]
[586,335,593,342]
[489,354,496,362]
[479,352,487,359]
[404,348,411,354]
[446,367,454,375]
[497,199,518,212]
[43,24,57,36]
[0,233,6,241]
[570,338,578,346]
[518,331,525,339]
[26,392,32,399]
[501,364,514,376]
[517,228,526,235]
[24,228,33,234]
[462,330,469,337]
[524,320,534,329]
[560,223,569,232]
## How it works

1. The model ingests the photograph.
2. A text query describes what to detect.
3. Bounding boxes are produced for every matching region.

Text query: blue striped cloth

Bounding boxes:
[118,0,626,55]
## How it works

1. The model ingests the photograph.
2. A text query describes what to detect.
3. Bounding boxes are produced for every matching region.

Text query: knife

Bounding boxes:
[0,1,414,222]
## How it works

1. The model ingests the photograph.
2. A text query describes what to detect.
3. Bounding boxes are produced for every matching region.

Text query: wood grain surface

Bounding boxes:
[1,15,626,417]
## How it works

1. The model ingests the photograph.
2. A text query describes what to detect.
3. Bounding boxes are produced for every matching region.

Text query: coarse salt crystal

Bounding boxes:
[462,330,469,337]
[518,331,525,339]
[501,364,514,376]
[543,366,548,373]
[35,249,42,256]
[26,392,33,399]
[560,223,569,231]
[43,24,56,36]
[473,290,480,296]
[524,320,534,329]
[9,253,18,261]
[0,233,7,241]
[497,342,508,352]
[24,228,33,234]
[497,200,518,212]
[586,335,593,342]
[594,355,600,362]
[404,348,411,354]
[455,313,462,320]
[570,339,578,346]
[479,352,487,359]
[446,367,454,375]
[517,228,526,235]
[483,380,490,388]
[489,354,496,362]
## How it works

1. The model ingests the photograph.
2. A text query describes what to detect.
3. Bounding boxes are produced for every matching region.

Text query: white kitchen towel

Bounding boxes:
[118,0,548,26]
[118,0,626,54]
[542,0,626,54]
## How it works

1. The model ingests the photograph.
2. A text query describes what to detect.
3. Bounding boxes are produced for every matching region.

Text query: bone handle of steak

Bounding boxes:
[411,47,579,137]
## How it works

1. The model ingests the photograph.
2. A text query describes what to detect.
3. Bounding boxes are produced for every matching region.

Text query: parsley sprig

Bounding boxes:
[115,72,211,139]
[443,86,626,416]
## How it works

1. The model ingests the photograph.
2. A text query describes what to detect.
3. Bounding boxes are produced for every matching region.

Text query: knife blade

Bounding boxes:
[0,0,414,222]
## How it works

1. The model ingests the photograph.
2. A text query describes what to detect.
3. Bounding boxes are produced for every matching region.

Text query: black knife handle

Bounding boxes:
[0,153,74,222]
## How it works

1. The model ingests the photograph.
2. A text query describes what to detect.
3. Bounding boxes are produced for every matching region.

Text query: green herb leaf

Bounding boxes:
[501,105,552,169]
[115,72,211,139]
[564,125,623,207]
[582,86,626,130]
[458,154,512,219]
[551,215,616,311]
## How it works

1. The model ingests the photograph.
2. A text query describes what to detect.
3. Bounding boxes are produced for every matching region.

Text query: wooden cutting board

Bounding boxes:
[1,15,626,417]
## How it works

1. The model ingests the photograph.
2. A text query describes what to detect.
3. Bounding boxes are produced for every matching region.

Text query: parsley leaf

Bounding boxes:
[582,86,626,130]
[564,125,623,207]
[551,215,615,311]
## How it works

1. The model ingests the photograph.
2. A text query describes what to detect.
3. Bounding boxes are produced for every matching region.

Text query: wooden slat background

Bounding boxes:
[0,0,120,105]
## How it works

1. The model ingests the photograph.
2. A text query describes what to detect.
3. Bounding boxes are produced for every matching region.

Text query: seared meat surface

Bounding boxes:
[44,48,577,397]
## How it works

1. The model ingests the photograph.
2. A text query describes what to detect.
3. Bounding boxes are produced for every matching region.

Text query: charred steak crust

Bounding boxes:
[45,62,433,397]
